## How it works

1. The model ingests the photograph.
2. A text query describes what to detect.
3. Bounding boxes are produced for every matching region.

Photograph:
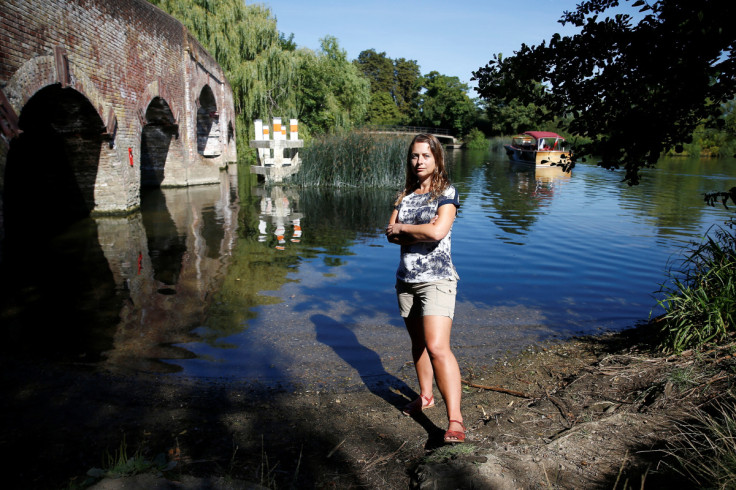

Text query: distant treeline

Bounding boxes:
[148,0,734,162]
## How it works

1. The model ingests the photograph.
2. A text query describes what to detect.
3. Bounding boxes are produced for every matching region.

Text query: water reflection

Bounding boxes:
[255,186,303,249]
[103,173,240,372]
[478,160,572,243]
[2,151,735,386]
[0,217,120,361]
[0,170,240,372]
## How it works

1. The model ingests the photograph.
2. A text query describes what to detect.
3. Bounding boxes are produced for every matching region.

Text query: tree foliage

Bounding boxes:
[294,37,370,134]
[354,50,421,125]
[473,0,736,184]
[147,1,371,155]
[419,71,478,135]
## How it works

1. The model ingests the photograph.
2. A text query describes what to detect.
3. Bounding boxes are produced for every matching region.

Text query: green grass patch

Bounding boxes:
[81,435,175,486]
[422,443,476,464]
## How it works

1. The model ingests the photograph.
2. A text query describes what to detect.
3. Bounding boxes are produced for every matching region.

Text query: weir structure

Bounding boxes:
[249,117,303,183]
[0,0,237,250]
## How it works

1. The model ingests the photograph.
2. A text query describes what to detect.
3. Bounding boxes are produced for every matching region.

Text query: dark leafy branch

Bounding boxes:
[473,0,736,185]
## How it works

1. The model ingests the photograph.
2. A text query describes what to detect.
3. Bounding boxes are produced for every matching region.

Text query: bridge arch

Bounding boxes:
[141,96,180,188]
[196,84,221,157]
[4,84,103,251]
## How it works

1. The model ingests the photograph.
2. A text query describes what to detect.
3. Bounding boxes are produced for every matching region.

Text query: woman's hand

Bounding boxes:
[385,222,403,236]
[386,215,438,240]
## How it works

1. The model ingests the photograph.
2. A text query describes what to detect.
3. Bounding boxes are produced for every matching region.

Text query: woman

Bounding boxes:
[385,133,465,444]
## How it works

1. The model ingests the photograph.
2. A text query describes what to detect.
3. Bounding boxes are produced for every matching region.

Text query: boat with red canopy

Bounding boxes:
[504,131,572,169]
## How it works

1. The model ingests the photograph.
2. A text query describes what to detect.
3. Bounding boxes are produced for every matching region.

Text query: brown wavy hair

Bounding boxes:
[394,133,450,206]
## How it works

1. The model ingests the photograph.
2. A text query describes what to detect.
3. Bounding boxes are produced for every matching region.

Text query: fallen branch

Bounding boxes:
[546,390,574,428]
[364,441,407,469]
[462,379,530,398]
[326,439,345,458]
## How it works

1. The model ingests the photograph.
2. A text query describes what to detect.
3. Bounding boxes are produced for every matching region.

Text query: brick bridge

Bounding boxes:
[0,0,237,246]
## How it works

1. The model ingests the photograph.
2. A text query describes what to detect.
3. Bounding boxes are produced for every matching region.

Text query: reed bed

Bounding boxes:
[291,131,412,188]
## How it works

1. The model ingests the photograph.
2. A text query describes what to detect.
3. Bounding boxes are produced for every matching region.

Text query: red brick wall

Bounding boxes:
[0,0,237,215]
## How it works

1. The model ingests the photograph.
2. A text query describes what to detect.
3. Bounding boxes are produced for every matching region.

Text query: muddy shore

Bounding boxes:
[2,322,731,489]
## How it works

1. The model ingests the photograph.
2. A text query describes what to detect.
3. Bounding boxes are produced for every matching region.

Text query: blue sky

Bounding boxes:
[262,0,640,93]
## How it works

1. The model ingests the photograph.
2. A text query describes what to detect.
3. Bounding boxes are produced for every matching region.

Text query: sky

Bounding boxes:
[262,0,641,93]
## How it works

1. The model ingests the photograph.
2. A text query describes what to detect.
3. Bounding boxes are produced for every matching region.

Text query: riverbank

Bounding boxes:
[2,321,733,489]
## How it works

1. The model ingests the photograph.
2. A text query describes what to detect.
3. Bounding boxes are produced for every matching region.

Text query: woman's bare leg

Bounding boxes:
[422,315,463,428]
[405,316,435,401]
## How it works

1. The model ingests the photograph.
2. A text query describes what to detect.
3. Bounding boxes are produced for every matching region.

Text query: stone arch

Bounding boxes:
[4,54,115,137]
[4,84,104,253]
[196,84,221,157]
[140,96,179,188]
[137,80,186,188]
[137,79,180,132]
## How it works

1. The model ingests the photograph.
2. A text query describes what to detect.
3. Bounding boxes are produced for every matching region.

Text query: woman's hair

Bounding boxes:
[394,133,450,206]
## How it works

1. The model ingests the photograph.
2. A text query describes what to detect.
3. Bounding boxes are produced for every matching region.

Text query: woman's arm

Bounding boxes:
[386,209,410,245]
[386,204,456,244]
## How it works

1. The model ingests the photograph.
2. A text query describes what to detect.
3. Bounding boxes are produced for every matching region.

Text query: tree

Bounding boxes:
[354,50,421,125]
[419,71,477,135]
[481,81,555,135]
[294,37,370,134]
[365,91,404,125]
[354,49,395,94]
[473,0,736,184]
[393,58,421,123]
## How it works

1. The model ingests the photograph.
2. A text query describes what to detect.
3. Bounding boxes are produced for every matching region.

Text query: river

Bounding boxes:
[1,146,734,391]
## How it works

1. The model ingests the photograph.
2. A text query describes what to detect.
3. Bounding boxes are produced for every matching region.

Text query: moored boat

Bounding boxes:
[504,131,572,170]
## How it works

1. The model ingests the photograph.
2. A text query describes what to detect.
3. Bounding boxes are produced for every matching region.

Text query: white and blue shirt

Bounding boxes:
[395,185,459,283]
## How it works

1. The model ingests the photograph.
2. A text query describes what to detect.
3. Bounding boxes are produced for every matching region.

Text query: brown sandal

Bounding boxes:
[402,394,434,416]
[444,420,466,443]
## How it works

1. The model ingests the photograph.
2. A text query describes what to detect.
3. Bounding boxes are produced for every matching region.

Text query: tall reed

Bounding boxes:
[290,131,411,188]
[655,219,736,353]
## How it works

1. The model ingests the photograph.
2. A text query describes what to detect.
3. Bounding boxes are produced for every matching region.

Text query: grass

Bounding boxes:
[71,435,175,488]
[290,130,411,188]
[655,218,736,353]
[422,443,476,464]
[665,392,736,488]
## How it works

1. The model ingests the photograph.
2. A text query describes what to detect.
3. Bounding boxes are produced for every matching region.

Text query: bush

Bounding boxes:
[463,128,489,150]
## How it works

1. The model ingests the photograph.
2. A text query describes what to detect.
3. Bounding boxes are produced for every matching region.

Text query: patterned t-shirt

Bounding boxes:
[395,185,460,283]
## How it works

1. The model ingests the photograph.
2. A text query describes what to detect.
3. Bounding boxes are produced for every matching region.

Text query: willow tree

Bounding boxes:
[148,0,299,157]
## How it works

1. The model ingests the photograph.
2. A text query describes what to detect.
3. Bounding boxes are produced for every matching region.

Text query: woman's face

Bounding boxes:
[409,142,436,181]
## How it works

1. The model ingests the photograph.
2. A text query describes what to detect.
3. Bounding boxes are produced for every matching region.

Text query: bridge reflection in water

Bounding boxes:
[0,170,241,372]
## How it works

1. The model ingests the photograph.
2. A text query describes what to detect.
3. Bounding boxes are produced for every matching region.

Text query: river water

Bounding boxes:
[1,147,734,391]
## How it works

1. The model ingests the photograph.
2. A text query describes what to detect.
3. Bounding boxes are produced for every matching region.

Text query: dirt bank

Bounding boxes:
[2,322,732,489]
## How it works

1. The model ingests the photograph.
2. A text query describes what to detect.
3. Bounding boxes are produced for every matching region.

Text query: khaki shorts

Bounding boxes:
[396,278,457,319]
